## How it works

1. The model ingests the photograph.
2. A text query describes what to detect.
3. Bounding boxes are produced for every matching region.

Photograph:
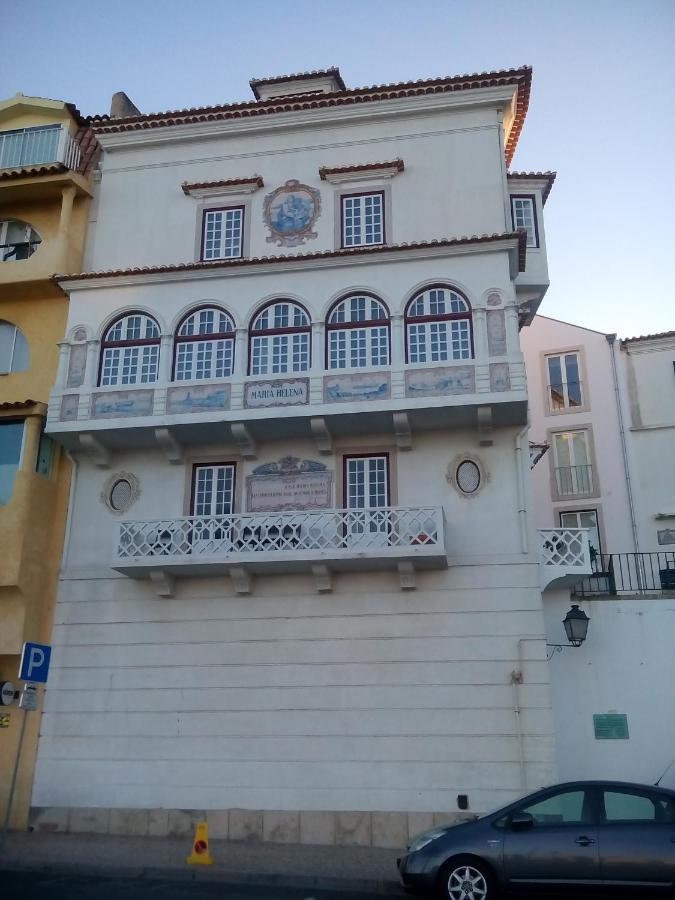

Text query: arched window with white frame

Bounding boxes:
[99,313,160,386]
[249,300,310,376]
[173,307,235,381]
[405,286,473,363]
[326,294,390,370]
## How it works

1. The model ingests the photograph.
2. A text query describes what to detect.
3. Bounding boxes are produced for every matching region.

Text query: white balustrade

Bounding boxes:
[114,506,447,574]
[539,528,592,590]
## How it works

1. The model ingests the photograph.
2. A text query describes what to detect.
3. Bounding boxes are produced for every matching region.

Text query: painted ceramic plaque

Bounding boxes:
[60,394,79,421]
[263,179,321,247]
[245,378,309,408]
[246,456,333,512]
[405,366,475,398]
[323,372,391,404]
[487,309,507,356]
[167,385,231,414]
[490,363,511,392]
[92,390,154,419]
[66,343,87,387]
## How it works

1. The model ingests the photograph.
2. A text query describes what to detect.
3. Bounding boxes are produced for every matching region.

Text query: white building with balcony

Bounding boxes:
[31,67,590,845]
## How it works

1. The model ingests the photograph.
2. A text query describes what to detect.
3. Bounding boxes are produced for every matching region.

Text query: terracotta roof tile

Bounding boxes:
[319,159,404,179]
[621,330,675,345]
[508,170,556,204]
[0,163,67,181]
[181,175,263,195]
[89,66,532,167]
[250,67,346,98]
[54,231,527,284]
[0,399,37,410]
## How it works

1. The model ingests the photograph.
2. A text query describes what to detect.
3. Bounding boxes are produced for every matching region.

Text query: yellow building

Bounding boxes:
[0,95,96,828]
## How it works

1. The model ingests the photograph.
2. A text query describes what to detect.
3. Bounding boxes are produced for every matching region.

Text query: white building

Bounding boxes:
[522,317,675,787]
[32,67,589,845]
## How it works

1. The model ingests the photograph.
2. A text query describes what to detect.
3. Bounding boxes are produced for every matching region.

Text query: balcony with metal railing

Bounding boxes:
[554,464,594,498]
[574,551,675,597]
[112,506,448,592]
[0,125,81,172]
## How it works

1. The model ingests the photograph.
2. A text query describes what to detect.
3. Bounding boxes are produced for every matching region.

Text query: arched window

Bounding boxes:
[0,320,29,374]
[326,294,390,369]
[249,301,310,376]
[0,219,41,261]
[99,313,160,386]
[405,286,473,363]
[174,307,235,381]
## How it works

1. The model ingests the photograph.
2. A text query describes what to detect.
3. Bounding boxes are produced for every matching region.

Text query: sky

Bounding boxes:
[1,0,673,338]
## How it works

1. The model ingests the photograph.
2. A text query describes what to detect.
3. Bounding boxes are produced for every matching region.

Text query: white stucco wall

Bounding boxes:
[32,428,557,815]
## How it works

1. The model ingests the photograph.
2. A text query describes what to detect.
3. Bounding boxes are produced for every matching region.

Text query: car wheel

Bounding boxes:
[439,856,496,900]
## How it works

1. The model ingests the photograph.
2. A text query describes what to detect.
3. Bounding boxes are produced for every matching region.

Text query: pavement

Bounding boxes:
[0,831,406,896]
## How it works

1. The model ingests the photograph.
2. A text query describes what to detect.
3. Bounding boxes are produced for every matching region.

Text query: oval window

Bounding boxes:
[110,478,133,511]
[456,460,481,494]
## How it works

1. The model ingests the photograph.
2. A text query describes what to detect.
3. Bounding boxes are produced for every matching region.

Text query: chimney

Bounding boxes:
[110,92,141,118]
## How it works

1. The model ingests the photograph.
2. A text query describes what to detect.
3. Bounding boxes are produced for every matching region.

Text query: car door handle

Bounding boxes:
[574,836,595,846]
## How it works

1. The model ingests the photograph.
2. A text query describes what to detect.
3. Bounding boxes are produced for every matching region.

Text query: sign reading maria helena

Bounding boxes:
[244,378,309,408]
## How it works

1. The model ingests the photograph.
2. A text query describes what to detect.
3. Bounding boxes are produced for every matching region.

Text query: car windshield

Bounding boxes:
[478,787,550,819]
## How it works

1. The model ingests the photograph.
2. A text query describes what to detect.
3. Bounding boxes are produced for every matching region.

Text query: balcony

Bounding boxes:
[574,551,675,597]
[554,464,593,498]
[0,125,81,172]
[112,506,448,592]
[539,528,592,590]
[46,358,528,457]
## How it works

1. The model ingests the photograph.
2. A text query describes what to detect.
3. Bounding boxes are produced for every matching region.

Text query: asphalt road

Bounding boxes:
[0,872,388,900]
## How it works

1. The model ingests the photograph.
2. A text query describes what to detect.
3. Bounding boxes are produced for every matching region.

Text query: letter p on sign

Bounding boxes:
[19,642,52,684]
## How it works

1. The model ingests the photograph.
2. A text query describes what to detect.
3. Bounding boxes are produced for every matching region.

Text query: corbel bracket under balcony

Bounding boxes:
[231,423,257,459]
[79,433,111,468]
[398,561,416,590]
[477,406,493,447]
[310,417,332,455]
[149,570,175,598]
[230,566,252,594]
[312,564,332,593]
[393,411,412,451]
[155,427,183,465]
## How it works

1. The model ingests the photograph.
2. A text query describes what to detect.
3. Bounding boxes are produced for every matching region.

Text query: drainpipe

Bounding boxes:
[514,426,529,553]
[607,334,640,554]
[61,450,79,572]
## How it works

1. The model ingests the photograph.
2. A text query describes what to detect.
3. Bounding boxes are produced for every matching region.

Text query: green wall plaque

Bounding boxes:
[594,713,629,740]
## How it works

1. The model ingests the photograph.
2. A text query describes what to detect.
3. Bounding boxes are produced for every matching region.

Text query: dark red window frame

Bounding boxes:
[342,451,391,509]
[97,313,161,386]
[340,190,386,249]
[510,193,539,248]
[247,299,312,376]
[325,292,391,369]
[200,204,246,262]
[403,284,474,364]
[172,305,236,381]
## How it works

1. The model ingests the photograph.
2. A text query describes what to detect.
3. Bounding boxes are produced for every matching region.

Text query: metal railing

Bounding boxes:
[548,381,583,412]
[574,551,675,596]
[554,464,593,497]
[0,126,80,171]
[115,506,445,562]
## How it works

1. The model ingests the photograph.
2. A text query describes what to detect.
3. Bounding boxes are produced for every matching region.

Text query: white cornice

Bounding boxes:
[182,181,263,200]
[58,238,520,292]
[320,164,403,185]
[96,86,516,152]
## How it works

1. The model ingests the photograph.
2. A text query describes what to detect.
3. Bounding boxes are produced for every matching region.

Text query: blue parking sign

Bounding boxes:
[19,642,51,684]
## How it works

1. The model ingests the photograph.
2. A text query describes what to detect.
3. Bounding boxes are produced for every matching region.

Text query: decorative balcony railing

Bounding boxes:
[113,506,448,583]
[554,464,593,497]
[539,528,592,590]
[574,551,675,597]
[0,126,80,172]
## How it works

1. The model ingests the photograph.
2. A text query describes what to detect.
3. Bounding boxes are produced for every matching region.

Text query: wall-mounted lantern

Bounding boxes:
[547,604,590,658]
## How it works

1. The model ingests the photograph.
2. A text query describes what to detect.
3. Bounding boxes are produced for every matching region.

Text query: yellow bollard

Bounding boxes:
[186,820,213,865]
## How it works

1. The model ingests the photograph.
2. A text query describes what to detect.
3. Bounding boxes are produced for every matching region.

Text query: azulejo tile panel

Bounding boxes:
[323,372,391,404]
[405,366,475,398]
[166,384,231,414]
[244,378,309,408]
[91,390,154,419]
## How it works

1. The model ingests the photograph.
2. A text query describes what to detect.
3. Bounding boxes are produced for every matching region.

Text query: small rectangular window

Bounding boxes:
[547,352,583,411]
[0,420,24,505]
[201,207,244,260]
[511,195,539,248]
[552,430,593,497]
[341,192,384,247]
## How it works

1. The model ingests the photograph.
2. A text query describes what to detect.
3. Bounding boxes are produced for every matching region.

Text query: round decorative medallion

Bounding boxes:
[487,292,502,307]
[447,454,487,498]
[101,471,141,515]
[263,179,321,247]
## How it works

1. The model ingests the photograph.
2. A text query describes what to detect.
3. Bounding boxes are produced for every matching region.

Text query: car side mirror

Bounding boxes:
[511,812,534,831]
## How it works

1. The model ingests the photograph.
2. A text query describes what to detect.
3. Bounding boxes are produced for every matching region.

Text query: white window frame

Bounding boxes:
[327,295,390,370]
[344,454,390,546]
[559,508,602,559]
[201,206,244,261]
[341,191,384,247]
[405,287,473,364]
[552,430,593,496]
[511,195,539,248]
[249,301,311,376]
[546,351,583,411]
[99,314,160,387]
[174,307,235,381]
[0,320,29,375]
